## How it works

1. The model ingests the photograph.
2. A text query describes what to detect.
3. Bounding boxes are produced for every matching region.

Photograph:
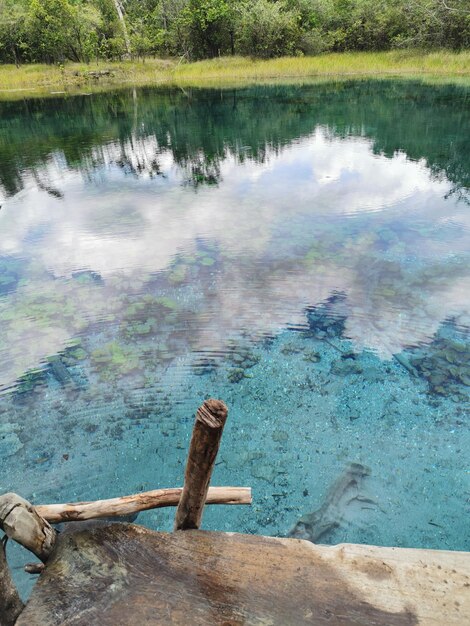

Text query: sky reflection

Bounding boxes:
[0,114,469,394]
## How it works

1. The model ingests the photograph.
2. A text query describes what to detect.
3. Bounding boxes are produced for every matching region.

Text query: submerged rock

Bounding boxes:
[227,367,247,383]
[272,430,289,443]
[228,348,260,369]
[280,342,302,355]
[192,358,218,376]
[306,293,348,339]
[251,463,278,484]
[405,327,470,397]
[331,359,363,376]
[303,349,321,363]
[0,423,23,457]
[225,347,259,383]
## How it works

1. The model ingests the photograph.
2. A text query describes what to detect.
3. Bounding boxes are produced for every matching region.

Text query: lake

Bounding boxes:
[0,80,469,595]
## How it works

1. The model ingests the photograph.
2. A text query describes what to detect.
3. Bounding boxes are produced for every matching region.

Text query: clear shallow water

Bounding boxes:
[0,81,469,595]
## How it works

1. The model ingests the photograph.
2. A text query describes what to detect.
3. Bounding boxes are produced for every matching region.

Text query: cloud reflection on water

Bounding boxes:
[0,123,469,391]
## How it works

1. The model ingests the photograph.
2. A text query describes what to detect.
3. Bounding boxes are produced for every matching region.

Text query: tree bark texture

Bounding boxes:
[0,493,57,562]
[174,399,228,530]
[36,486,250,524]
[17,524,470,626]
[0,538,24,626]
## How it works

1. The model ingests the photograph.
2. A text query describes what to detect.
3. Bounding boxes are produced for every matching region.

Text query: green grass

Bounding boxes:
[174,50,470,84]
[0,50,469,99]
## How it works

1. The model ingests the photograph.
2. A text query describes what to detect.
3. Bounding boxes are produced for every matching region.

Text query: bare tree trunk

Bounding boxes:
[113,0,132,56]
[13,46,19,69]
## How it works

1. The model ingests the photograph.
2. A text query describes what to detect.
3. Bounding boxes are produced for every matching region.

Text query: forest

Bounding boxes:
[0,0,469,65]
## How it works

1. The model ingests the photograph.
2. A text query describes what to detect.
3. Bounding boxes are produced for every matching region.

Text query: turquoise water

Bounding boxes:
[0,81,469,595]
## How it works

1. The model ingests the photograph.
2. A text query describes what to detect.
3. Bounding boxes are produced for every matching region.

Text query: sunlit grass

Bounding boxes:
[175,50,470,81]
[0,59,174,93]
[0,50,469,99]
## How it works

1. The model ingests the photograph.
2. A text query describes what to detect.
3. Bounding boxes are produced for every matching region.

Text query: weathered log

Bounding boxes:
[175,399,228,530]
[0,537,24,626]
[288,462,372,542]
[36,486,251,524]
[15,524,470,625]
[0,493,57,562]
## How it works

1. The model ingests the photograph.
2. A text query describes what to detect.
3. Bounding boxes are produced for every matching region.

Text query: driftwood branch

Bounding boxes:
[0,537,24,626]
[36,486,251,524]
[175,399,228,531]
[0,493,57,562]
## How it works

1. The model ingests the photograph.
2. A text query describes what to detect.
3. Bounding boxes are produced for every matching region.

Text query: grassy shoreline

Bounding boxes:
[0,51,469,99]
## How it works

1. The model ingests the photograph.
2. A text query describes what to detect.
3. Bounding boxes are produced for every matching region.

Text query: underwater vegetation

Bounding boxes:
[166,249,218,286]
[71,270,103,285]
[306,293,348,340]
[225,345,261,384]
[91,342,142,381]
[403,322,470,398]
[14,367,47,397]
[13,342,88,399]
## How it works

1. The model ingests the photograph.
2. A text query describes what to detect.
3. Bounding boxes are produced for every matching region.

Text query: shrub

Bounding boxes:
[236,0,302,58]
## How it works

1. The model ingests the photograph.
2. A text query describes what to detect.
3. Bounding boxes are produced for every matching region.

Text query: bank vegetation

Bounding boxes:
[0,51,469,96]
[0,0,469,66]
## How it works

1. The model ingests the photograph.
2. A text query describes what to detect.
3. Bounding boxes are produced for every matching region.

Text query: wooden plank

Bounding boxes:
[17,524,469,625]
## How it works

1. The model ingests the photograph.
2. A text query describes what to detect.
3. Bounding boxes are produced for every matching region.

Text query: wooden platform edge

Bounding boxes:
[15,526,470,626]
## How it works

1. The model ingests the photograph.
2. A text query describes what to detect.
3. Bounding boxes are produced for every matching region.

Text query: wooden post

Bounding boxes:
[0,493,57,562]
[174,399,228,531]
[0,537,24,625]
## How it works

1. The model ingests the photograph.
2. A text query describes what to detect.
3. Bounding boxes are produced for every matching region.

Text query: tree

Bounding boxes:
[27,0,81,62]
[94,0,128,59]
[71,3,103,62]
[395,0,470,49]
[179,0,234,58]
[236,0,301,58]
[0,0,28,65]
[0,0,469,65]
